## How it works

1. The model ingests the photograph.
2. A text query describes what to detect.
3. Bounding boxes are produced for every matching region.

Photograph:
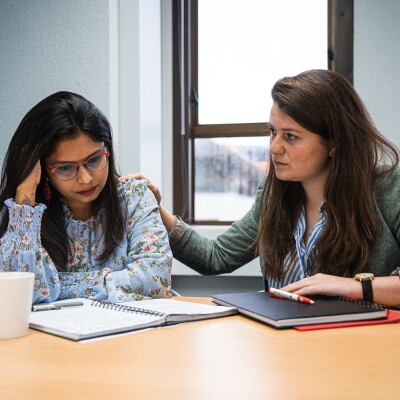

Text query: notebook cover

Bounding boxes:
[211,291,387,328]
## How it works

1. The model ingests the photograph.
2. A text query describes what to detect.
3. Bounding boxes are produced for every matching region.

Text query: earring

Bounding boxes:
[44,177,51,203]
[329,151,335,158]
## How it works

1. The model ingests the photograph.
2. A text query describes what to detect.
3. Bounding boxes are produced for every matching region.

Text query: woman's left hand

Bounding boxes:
[118,173,162,205]
[281,273,363,299]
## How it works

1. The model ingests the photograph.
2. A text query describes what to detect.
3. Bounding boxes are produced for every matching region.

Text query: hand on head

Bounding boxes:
[15,161,42,206]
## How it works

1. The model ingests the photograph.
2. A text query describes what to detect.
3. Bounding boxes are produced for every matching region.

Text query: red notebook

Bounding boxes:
[294,309,400,331]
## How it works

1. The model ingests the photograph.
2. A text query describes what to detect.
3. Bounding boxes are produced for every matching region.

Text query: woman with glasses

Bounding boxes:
[0,91,172,304]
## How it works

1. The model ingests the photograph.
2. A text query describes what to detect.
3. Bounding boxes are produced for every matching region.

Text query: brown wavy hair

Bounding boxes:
[256,69,399,281]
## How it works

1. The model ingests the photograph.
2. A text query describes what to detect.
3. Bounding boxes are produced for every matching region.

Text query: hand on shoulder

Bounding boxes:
[118,173,161,205]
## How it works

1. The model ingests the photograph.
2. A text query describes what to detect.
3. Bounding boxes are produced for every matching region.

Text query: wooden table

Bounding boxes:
[0,297,399,400]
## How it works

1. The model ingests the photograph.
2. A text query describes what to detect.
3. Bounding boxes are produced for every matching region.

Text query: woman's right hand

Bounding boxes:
[15,161,42,206]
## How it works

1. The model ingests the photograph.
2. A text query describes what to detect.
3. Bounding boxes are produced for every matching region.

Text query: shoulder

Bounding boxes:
[256,176,266,200]
[117,178,157,209]
[118,177,149,197]
[375,167,400,205]
[374,168,400,227]
[254,175,266,214]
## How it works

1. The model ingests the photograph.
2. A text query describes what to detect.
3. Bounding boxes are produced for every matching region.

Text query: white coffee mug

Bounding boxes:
[0,272,35,339]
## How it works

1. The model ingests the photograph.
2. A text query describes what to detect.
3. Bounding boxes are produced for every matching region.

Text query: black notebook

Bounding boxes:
[211,291,387,329]
[29,298,237,341]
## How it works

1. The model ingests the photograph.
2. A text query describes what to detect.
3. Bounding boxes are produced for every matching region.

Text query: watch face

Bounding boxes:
[355,273,374,280]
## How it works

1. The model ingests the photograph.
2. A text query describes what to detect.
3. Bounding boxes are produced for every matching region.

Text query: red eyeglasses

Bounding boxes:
[47,152,110,181]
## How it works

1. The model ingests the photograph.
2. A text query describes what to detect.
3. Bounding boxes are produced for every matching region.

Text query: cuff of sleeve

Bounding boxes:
[168,215,187,247]
[390,266,400,278]
[58,268,111,301]
[5,199,47,237]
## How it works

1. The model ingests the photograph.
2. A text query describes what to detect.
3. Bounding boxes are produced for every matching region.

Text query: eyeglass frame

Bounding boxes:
[46,151,111,181]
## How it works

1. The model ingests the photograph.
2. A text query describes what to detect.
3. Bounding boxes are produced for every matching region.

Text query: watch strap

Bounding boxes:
[361,279,373,301]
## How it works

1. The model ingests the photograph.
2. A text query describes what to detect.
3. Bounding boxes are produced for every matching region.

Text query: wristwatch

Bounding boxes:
[354,273,375,301]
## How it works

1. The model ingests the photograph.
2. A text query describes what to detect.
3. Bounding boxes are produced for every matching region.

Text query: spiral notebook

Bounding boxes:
[29,298,237,341]
[211,291,387,329]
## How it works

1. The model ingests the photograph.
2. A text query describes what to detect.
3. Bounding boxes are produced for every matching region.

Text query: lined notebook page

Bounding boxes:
[124,299,225,314]
[30,299,165,337]
[122,298,237,321]
[30,298,237,340]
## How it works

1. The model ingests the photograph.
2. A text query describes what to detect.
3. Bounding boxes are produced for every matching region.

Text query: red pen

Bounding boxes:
[268,287,315,305]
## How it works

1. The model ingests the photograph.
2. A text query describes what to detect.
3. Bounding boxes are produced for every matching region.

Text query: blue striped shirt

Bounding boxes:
[268,204,326,289]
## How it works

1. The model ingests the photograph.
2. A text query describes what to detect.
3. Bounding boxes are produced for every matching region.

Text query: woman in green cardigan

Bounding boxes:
[129,69,400,307]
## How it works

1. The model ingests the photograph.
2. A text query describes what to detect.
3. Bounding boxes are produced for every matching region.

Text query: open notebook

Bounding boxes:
[29,298,237,341]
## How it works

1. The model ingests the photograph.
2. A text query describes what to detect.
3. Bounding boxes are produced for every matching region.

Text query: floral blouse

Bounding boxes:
[0,178,172,304]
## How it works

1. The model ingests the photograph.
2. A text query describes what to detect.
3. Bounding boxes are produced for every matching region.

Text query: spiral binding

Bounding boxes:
[91,300,166,317]
[336,296,385,310]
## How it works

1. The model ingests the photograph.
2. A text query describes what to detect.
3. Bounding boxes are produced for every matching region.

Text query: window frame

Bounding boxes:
[172,0,353,225]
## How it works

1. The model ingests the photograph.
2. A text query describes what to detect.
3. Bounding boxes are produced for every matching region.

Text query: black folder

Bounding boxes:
[211,291,387,329]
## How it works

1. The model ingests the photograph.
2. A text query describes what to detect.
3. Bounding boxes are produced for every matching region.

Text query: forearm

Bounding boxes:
[56,244,172,303]
[0,200,60,303]
[370,276,400,307]
[172,226,235,274]
[169,178,263,275]
[57,269,110,300]
[171,216,258,275]
[344,276,400,306]
[0,248,60,304]
[3,249,61,304]
[119,182,172,301]
[105,254,172,302]
[283,274,400,308]
[159,205,175,232]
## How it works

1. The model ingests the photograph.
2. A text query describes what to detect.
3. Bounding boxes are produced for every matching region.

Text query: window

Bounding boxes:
[172,0,353,224]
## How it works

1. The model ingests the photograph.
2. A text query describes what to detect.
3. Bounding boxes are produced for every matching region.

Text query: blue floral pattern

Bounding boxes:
[0,179,172,304]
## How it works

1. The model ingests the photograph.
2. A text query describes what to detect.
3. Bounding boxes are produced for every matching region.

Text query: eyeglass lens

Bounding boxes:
[54,153,108,180]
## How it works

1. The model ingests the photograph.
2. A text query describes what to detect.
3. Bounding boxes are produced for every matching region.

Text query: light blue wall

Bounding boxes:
[0,0,113,163]
[354,0,400,147]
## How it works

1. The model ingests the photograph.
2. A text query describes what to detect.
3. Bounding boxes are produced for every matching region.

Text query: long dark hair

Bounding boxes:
[256,69,399,280]
[0,91,124,271]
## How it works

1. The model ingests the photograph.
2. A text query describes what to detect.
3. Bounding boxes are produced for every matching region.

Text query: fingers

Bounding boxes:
[118,173,147,182]
[117,173,162,205]
[282,274,351,298]
[21,161,42,187]
[31,161,42,184]
[281,274,326,295]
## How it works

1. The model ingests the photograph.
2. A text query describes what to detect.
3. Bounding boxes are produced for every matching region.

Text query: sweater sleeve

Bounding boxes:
[370,167,400,275]
[169,178,265,275]
[0,199,60,303]
[102,180,172,302]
